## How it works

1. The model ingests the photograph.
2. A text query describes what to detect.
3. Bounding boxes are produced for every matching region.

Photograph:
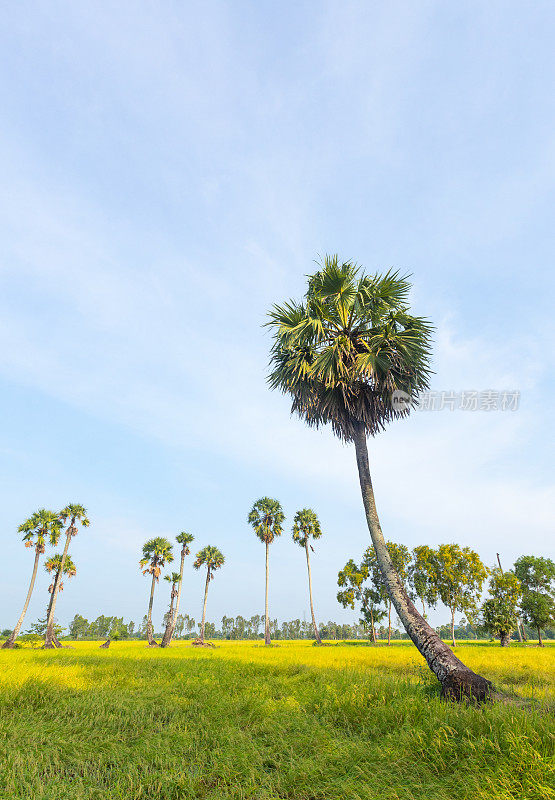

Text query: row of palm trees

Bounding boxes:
[2,504,89,649]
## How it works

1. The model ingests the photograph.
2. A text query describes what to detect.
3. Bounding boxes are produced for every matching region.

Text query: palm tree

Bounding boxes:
[44,503,89,648]
[161,572,181,643]
[193,545,224,644]
[267,255,491,700]
[140,537,174,646]
[44,554,76,634]
[247,498,285,645]
[292,508,323,645]
[2,510,63,649]
[161,532,194,647]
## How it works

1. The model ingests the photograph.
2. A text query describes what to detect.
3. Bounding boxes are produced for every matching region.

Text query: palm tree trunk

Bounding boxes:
[387,601,392,645]
[305,542,322,645]
[45,526,73,648]
[200,570,210,643]
[264,541,271,646]
[451,608,456,648]
[2,547,41,648]
[352,424,492,700]
[147,573,158,646]
[162,547,186,647]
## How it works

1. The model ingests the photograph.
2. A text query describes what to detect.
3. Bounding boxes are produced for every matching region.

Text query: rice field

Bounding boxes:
[0,640,553,800]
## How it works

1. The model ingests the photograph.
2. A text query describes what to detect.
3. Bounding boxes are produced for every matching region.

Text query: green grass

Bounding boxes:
[0,641,553,800]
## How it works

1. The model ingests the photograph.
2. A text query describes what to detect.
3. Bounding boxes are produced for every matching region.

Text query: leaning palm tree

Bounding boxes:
[2,510,63,649]
[292,508,323,645]
[140,537,174,646]
[44,503,89,648]
[267,255,491,700]
[161,532,194,647]
[248,498,285,645]
[193,545,224,644]
[44,554,76,636]
[160,572,181,643]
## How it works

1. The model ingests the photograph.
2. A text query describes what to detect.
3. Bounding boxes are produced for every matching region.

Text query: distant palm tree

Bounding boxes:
[160,571,181,643]
[44,504,89,648]
[44,554,76,634]
[292,508,323,645]
[267,255,491,700]
[193,546,224,644]
[140,537,174,646]
[248,498,284,645]
[2,510,63,649]
[161,532,194,647]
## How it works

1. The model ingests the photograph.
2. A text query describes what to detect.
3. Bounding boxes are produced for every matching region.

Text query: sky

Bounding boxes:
[0,1,553,633]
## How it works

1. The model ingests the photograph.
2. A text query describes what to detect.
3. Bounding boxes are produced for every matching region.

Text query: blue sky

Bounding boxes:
[1,2,553,633]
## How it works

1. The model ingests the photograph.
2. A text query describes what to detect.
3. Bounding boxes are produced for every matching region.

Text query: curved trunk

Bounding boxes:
[499,631,510,647]
[161,547,186,647]
[2,547,41,648]
[45,523,73,648]
[264,541,271,646]
[305,541,322,644]
[199,569,210,643]
[516,620,523,643]
[146,572,158,646]
[353,425,492,701]
[451,608,456,648]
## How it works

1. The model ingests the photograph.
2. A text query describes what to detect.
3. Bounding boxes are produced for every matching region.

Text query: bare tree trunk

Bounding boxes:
[264,541,271,646]
[538,628,543,647]
[45,523,73,648]
[2,548,41,648]
[147,573,158,646]
[370,608,376,643]
[161,546,186,647]
[422,599,426,616]
[305,542,322,645]
[353,425,492,701]
[500,631,510,647]
[199,570,210,643]
[516,621,523,643]
[497,552,522,645]
[387,602,392,645]
[451,608,456,648]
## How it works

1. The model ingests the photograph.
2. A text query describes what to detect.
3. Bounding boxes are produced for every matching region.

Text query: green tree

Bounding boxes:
[292,508,323,644]
[193,546,224,643]
[409,545,438,617]
[69,614,90,639]
[247,498,285,646]
[430,545,489,648]
[267,255,492,699]
[161,532,194,647]
[2,510,63,649]
[337,554,386,642]
[44,554,76,638]
[482,567,522,647]
[514,556,555,647]
[44,504,89,648]
[140,537,174,646]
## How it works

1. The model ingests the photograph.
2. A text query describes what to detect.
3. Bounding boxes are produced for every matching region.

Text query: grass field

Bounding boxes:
[0,640,553,800]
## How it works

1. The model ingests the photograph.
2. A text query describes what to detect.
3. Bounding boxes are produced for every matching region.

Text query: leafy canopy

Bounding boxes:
[176,531,194,554]
[60,504,90,530]
[267,255,433,441]
[248,498,285,545]
[514,555,555,632]
[20,509,64,553]
[193,546,225,577]
[482,567,521,640]
[430,544,489,618]
[292,508,322,548]
[164,572,182,585]
[140,537,174,580]
[45,553,77,578]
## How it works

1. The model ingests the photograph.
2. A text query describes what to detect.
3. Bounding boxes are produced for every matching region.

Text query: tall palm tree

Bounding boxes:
[267,255,491,700]
[248,498,285,645]
[193,545,224,644]
[44,554,76,635]
[161,572,181,642]
[140,537,174,646]
[2,510,63,649]
[292,508,323,645]
[44,504,89,648]
[161,532,194,647]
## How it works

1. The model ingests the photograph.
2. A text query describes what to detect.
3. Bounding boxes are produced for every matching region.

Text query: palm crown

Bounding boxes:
[140,537,174,580]
[20,509,64,553]
[60,504,90,534]
[193,546,225,577]
[176,531,194,555]
[164,571,182,585]
[292,508,322,548]
[267,255,433,441]
[45,553,77,578]
[248,498,285,544]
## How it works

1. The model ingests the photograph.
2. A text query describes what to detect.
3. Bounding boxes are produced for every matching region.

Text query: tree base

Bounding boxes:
[42,641,56,649]
[1,639,15,649]
[147,641,159,647]
[99,640,111,649]
[441,669,493,702]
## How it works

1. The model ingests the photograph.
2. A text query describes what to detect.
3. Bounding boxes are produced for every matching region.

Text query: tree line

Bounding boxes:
[338,543,555,647]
